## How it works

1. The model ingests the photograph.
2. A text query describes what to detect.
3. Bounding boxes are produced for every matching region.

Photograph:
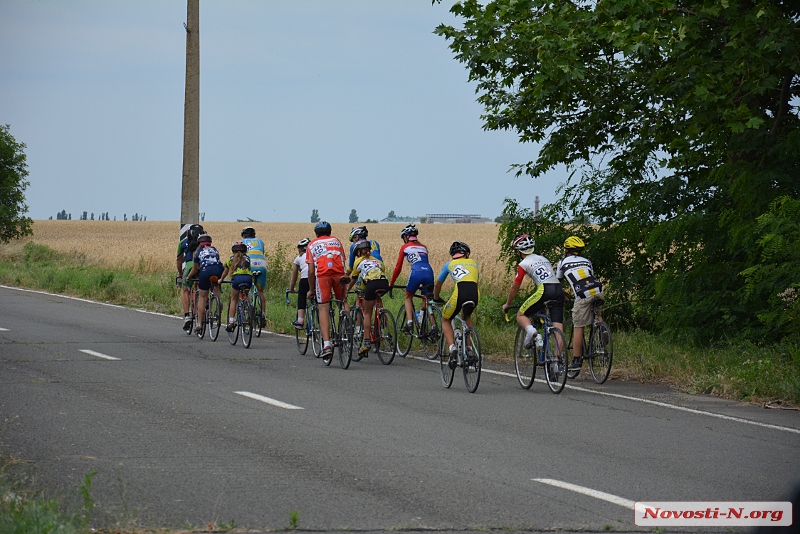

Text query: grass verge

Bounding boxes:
[1,242,798,405]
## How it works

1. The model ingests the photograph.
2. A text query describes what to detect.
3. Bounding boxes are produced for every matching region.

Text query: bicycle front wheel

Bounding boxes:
[337,310,352,369]
[589,321,613,384]
[438,325,454,388]
[375,308,396,365]
[395,303,413,356]
[544,327,568,394]
[241,300,254,348]
[422,306,442,360]
[462,328,482,393]
[208,293,222,341]
[351,308,365,362]
[252,293,263,338]
[513,327,536,389]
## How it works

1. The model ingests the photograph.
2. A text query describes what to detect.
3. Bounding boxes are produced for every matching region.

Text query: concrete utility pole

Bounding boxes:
[180,0,200,229]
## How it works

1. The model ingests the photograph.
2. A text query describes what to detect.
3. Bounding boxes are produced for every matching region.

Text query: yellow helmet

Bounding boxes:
[564,236,585,249]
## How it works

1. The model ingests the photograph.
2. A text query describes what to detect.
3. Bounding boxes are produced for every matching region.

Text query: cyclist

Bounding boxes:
[501,234,565,350]
[288,238,310,329]
[186,233,224,334]
[556,235,604,369]
[241,226,267,328]
[347,240,389,356]
[306,221,349,362]
[433,242,480,366]
[177,223,203,331]
[219,242,252,332]
[347,225,382,271]
[389,224,434,334]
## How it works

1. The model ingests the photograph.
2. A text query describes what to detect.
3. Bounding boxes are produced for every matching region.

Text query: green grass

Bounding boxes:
[2,241,798,405]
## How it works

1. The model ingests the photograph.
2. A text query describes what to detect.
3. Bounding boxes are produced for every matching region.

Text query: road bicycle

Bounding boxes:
[319,281,353,369]
[351,286,397,365]
[193,277,222,342]
[507,301,568,394]
[225,279,255,348]
[250,270,264,338]
[564,297,613,384]
[437,300,482,393]
[394,284,442,359]
[286,289,320,356]
[180,275,198,335]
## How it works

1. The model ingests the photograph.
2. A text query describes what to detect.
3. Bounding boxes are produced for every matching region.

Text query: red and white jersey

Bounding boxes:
[514,253,558,286]
[306,236,346,277]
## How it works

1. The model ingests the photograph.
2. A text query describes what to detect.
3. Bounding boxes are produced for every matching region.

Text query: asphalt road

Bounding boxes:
[1,286,798,532]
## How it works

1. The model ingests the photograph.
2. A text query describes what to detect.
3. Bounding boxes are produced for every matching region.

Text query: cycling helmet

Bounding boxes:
[349,226,367,242]
[353,240,371,255]
[564,235,585,250]
[232,241,248,254]
[512,233,535,254]
[400,224,418,239]
[297,238,310,248]
[449,241,470,257]
[241,226,256,238]
[314,221,332,236]
[198,233,213,246]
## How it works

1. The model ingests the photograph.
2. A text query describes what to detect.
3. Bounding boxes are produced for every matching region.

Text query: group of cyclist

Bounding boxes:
[178,220,604,370]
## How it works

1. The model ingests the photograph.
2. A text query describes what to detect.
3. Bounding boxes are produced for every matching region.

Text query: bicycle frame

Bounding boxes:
[394,284,442,359]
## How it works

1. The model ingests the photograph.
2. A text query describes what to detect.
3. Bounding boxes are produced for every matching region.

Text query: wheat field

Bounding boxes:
[25,220,512,288]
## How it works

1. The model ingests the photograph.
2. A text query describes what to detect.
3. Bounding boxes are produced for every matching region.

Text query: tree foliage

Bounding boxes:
[0,125,33,243]
[349,209,359,223]
[436,0,800,343]
[310,209,320,223]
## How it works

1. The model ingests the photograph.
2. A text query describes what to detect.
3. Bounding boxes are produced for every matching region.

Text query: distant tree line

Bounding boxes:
[52,210,146,221]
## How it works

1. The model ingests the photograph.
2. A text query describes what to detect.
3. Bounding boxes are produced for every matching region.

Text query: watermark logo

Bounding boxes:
[635,501,792,526]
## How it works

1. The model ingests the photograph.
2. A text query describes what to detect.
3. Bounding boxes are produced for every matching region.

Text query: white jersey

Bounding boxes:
[293,253,308,279]
[556,254,603,299]
[517,253,558,285]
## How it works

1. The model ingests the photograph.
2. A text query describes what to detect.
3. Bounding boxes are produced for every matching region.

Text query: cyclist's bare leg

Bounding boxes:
[442,317,455,349]
[403,293,414,324]
[318,301,332,344]
[228,288,240,322]
[515,310,533,330]
[181,287,190,314]
[363,299,375,339]
[197,290,209,324]
[552,321,564,352]
[573,325,585,358]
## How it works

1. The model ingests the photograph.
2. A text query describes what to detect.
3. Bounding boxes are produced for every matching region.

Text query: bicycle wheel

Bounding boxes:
[375,308,396,365]
[295,317,309,354]
[395,302,414,356]
[513,326,536,389]
[422,306,442,360]
[564,321,580,380]
[438,324,454,388]
[337,310,352,369]
[208,293,222,341]
[589,321,613,384]
[227,300,239,345]
[310,305,322,357]
[197,300,207,340]
[252,293,263,338]
[544,327,568,394]
[186,289,197,335]
[351,308,365,362]
[241,300,254,348]
[462,327,482,393]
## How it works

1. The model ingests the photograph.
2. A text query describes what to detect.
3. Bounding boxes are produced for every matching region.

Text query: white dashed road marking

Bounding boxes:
[533,478,636,509]
[80,349,120,361]
[235,391,304,410]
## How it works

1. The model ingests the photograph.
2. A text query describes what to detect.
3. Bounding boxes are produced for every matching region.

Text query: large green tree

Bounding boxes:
[436,0,800,342]
[0,125,32,243]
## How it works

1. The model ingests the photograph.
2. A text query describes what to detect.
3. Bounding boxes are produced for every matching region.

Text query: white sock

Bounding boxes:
[524,325,537,343]
[229,317,235,323]
[324,341,332,349]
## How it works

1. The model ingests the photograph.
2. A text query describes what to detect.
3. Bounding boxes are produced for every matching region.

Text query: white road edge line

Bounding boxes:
[79,349,120,361]
[235,391,303,410]
[0,327,9,331]
[533,478,635,510]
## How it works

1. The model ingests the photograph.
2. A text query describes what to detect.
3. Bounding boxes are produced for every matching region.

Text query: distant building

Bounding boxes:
[424,213,493,224]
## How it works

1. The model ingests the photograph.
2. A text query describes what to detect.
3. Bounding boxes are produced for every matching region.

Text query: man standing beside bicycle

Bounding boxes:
[556,236,604,370]
[501,234,565,350]
[306,221,349,363]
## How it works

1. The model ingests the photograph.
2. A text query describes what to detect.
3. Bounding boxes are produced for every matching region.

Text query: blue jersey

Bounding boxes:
[348,239,382,270]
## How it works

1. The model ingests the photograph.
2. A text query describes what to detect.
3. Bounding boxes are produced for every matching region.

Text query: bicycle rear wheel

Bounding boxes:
[438,325,454,388]
[337,310,352,369]
[310,306,322,357]
[351,308,365,362]
[241,300,254,348]
[544,327,568,394]
[208,293,222,341]
[186,288,197,335]
[295,318,309,354]
[564,321,580,380]
[375,308,396,365]
[422,306,442,360]
[227,299,239,345]
[395,302,413,356]
[252,293,263,338]
[513,327,536,389]
[462,328,482,393]
[589,321,613,384]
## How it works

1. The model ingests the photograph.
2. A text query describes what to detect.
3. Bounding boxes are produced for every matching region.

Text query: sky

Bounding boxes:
[1,0,567,223]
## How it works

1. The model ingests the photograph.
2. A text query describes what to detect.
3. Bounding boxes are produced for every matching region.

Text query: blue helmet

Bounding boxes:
[314,221,332,236]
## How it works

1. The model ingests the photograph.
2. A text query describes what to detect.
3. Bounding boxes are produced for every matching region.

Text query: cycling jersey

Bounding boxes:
[514,254,564,322]
[390,242,431,286]
[350,255,385,291]
[293,253,309,279]
[556,254,603,299]
[348,239,382,270]
[437,258,480,285]
[438,258,480,320]
[514,253,559,286]
[225,254,252,277]
[306,236,346,277]
[177,238,193,266]
[243,237,267,290]
[194,246,222,269]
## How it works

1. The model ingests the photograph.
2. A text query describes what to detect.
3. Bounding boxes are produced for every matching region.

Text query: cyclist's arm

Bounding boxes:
[307,261,316,296]
[502,266,527,311]
[176,254,183,276]
[389,246,405,286]
[187,263,199,279]
[288,263,299,292]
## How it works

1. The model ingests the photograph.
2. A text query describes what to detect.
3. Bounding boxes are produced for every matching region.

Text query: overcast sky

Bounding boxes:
[1,0,566,223]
